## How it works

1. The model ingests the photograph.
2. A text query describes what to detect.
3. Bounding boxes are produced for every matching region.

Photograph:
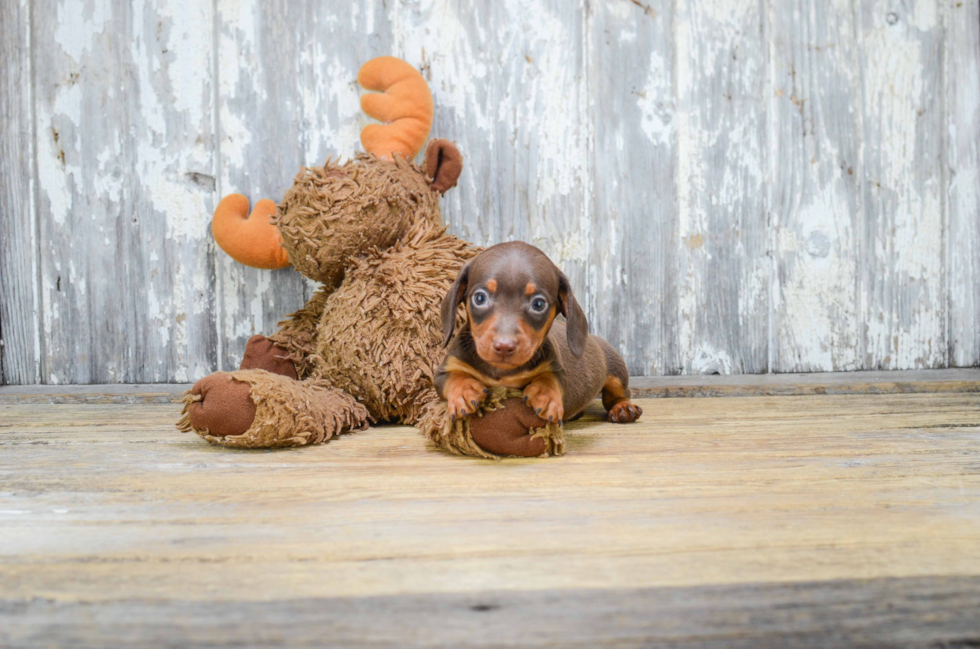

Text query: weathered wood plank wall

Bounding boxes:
[1,0,978,384]
[1,0,40,386]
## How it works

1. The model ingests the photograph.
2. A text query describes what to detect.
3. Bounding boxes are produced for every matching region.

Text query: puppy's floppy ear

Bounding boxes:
[558,272,588,357]
[441,262,470,346]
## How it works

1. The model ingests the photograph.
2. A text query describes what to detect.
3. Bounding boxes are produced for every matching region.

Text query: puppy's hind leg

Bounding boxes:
[598,339,642,423]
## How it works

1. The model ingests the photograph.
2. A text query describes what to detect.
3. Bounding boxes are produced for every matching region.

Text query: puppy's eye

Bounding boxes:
[471,290,489,307]
[530,297,548,313]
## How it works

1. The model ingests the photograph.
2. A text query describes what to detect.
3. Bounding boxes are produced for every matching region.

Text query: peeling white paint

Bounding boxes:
[675,0,702,373]
[861,5,944,369]
[775,189,860,371]
[690,345,734,375]
[6,0,976,384]
[53,0,111,63]
[638,50,673,146]
[397,0,493,136]
[36,81,81,226]
[907,1,938,31]
[509,0,588,207]
[316,57,363,160]
[217,0,258,190]
[27,0,218,383]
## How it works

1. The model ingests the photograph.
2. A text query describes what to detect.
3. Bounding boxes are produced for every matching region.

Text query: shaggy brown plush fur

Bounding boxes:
[178,370,369,449]
[179,151,559,458]
[417,387,564,459]
[275,155,444,288]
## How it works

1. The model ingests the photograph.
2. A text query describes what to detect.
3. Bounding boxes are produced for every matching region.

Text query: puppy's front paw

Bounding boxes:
[523,382,564,424]
[446,376,489,421]
[608,401,642,423]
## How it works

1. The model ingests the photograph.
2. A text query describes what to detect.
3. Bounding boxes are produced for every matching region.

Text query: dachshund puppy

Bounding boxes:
[435,241,642,425]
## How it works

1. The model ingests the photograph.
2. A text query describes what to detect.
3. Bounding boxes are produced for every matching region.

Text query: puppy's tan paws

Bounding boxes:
[608,401,642,423]
[523,383,564,424]
[446,377,489,421]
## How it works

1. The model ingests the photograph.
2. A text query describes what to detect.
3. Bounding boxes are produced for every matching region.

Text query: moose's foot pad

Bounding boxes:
[182,373,257,438]
[178,370,369,449]
[418,388,564,459]
[239,335,298,379]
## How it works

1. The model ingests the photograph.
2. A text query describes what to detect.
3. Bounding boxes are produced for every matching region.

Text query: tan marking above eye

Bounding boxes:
[525,283,536,296]
[485,279,497,293]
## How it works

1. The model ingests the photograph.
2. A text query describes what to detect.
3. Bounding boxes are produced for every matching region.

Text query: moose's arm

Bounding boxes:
[267,286,332,379]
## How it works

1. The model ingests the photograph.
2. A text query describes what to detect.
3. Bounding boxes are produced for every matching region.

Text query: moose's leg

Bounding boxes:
[239,335,298,379]
[418,388,563,459]
[266,285,333,379]
[468,397,553,457]
[178,370,369,449]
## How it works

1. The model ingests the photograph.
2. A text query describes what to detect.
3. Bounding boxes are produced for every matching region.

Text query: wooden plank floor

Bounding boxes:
[2,391,980,646]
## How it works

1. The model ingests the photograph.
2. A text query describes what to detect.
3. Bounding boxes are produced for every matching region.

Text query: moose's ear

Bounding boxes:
[425,139,463,194]
[441,262,470,346]
[558,272,588,357]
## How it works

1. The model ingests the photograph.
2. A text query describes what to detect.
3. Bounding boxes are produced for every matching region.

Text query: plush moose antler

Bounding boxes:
[211,195,291,270]
[211,57,442,270]
[358,56,434,160]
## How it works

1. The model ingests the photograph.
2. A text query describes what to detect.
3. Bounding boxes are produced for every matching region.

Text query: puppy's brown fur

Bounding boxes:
[435,241,642,425]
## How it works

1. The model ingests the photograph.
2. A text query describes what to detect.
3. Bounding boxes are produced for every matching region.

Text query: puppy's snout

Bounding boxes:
[492,337,517,357]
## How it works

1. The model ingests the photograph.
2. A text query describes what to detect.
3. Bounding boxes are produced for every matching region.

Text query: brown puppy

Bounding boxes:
[435,241,642,425]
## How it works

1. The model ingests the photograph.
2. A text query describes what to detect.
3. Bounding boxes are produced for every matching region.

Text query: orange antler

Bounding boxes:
[212,194,291,269]
[357,57,433,160]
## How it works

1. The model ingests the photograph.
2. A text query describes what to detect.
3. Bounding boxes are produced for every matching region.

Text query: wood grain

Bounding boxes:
[0,0,39,386]
[946,0,980,367]
[2,393,979,644]
[2,2,980,383]
[3,367,978,403]
[5,577,980,647]
[387,0,500,246]
[675,0,769,374]
[213,0,394,370]
[629,366,980,397]
[769,0,862,372]
[30,0,218,384]
[588,0,677,376]
[859,0,945,369]
[392,1,593,299]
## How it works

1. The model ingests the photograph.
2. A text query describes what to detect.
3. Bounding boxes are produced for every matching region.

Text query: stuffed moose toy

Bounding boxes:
[178,57,563,458]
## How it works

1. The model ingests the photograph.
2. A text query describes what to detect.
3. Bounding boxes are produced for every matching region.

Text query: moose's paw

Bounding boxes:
[239,335,298,379]
[186,373,256,437]
[468,397,551,458]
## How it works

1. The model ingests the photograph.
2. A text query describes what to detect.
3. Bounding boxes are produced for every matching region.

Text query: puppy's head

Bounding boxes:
[441,241,588,369]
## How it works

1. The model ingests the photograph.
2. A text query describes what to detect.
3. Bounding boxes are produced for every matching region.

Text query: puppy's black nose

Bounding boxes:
[492,338,517,356]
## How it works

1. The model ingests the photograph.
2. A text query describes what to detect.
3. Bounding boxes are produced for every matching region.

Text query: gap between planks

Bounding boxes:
[0,368,978,404]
